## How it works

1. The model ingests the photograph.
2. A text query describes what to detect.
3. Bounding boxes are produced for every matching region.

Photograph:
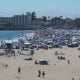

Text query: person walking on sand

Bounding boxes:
[38,70,41,77]
[18,66,21,74]
[42,71,45,78]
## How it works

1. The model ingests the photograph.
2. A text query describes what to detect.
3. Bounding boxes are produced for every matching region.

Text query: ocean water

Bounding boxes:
[0,30,32,40]
[0,29,80,40]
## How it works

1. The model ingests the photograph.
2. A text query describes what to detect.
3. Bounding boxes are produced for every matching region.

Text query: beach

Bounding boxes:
[0,47,80,80]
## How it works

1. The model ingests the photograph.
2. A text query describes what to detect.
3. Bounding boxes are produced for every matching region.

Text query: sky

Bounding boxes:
[0,0,80,18]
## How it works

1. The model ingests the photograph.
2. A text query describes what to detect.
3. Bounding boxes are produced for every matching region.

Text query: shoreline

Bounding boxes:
[0,27,80,30]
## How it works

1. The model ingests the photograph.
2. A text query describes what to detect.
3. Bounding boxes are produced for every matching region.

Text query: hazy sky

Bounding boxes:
[0,0,80,18]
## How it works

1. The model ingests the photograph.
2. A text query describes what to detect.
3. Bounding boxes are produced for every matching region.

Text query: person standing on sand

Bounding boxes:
[68,60,70,64]
[42,71,45,78]
[72,77,74,80]
[18,66,21,74]
[38,70,41,77]
[18,51,19,54]
[14,51,15,58]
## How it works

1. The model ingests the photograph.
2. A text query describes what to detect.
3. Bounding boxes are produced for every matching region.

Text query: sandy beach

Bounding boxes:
[0,47,80,80]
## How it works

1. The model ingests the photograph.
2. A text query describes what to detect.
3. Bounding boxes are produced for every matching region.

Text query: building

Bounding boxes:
[13,12,32,27]
[13,14,26,27]
[0,17,12,24]
[26,12,32,25]
[0,12,49,29]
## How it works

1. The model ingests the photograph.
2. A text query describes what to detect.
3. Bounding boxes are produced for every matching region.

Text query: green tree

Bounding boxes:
[42,16,47,21]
